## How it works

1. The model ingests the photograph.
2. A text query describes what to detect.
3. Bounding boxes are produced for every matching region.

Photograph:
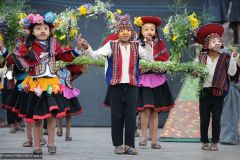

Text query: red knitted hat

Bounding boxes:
[141,16,162,27]
[195,23,224,44]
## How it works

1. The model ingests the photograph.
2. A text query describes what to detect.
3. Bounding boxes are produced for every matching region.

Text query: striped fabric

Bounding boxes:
[106,41,139,86]
[199,52,231,96]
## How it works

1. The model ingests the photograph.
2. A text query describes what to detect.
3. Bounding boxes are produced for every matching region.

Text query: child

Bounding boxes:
[56,64,85,141]
[78,14,154,155]
[134,16,175,149]
[194,23,240,151]
[0,36,25,133]
[0,12,84,154]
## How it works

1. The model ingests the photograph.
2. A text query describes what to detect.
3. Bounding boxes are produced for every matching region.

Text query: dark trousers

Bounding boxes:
[199,88,224,143]
[109,84,137,147]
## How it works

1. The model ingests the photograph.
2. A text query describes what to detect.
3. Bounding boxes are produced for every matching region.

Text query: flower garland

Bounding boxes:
[56,56,208,79]
[53,0,122,46]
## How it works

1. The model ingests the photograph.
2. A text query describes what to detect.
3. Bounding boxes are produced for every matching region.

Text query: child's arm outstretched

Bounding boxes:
[78,35,112,59]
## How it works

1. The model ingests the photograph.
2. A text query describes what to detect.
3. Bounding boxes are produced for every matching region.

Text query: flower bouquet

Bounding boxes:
[163,11,200,63]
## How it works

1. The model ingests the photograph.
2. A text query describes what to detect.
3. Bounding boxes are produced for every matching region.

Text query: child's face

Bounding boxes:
[141,23,156,38]
[32,24,50,41]
[118,28,132,42]
[208,37,222,51]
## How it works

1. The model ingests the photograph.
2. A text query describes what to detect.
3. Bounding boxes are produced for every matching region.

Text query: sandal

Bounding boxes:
[43,129,48,135]
[33,148,42,155]
[135,131,140,137]
[9,127,16,133]
[65,136,72,141]
[139,139,147,146]
[40,137,46,146]
[151,143,161,149]
[16,128,25,132]
[23,141,33,147]
[125,146,138,155]
[201,143,210,150]
[56,130,62,137]
[48,145,57,154]
[209,143,218,151]
[114,145,125,154]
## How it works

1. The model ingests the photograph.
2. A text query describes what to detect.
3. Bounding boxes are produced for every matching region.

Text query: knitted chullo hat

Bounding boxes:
[115,14,134,33]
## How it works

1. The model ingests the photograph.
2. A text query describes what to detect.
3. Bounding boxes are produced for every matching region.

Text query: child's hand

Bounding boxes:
[145,35,153,46]
[77,34,89,50]
[231,52,240,61]
[191,71,199,79]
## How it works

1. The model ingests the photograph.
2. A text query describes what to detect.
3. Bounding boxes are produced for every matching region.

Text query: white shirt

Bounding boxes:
[195,53,238,88]
[85,40,153,83]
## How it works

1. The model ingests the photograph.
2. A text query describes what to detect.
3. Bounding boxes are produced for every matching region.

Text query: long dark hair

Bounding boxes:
[138,27,160,47]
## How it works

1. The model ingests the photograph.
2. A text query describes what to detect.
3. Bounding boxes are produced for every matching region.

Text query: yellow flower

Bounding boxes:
[69,28,78,37]
[107,12,114,20]
[188,12,199,29]
[190,12,197,18]
[172,35,178,41]
[79,6,88,16]
[116,9,122,15]
[163,26,170,35]
[134,17,143,27]
[18,13,27,20]
[53,18,61,28]
[0,34,4,42]
[59,35,66,40]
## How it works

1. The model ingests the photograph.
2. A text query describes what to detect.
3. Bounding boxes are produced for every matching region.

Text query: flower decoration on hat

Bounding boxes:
[20,12,56,28]
[134,17,143,27]
[134,16,162,27]
[44,12,56,24]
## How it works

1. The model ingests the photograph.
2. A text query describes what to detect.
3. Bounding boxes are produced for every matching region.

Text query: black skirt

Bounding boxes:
[66,97,82,116]
[3,80,23,111]
[1,89,13,110]
[137,81,175,112]
[18,91,70,123]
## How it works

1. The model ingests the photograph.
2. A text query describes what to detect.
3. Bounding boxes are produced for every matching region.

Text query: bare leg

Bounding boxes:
[33,120,43,150]
[47,116,56,146]
[56,118,63,136]
[148,117,153,141]
[66,116,72,138]
[150,111,159,144]
[140,109,151,142]
[25,122,33,142]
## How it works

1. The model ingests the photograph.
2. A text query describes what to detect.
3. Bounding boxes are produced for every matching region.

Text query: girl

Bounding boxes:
[56,64,85,141]
[0,12,84,154]
[134,16,175,149]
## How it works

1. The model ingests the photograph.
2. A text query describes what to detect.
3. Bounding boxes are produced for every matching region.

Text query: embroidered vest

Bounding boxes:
[28,38,58,76]
[199,52,231,96]
[106,41,140,86]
